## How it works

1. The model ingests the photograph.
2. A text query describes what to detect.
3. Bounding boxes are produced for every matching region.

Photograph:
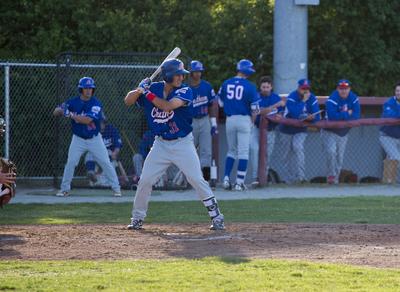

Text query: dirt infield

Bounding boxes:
[1,223,399,268]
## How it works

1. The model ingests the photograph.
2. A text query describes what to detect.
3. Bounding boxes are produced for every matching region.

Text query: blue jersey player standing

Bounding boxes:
[189,60,218,182]
[218,59,260,191]
[53,77,121,197]
[322,79,360,184]
[279,79,321,184]
[124,58,224,231]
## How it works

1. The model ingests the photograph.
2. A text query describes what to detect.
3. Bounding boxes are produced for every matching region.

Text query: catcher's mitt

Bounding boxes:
[0,158,16,207]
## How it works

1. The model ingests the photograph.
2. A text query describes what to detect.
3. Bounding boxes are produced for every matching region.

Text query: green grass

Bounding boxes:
[1,258,399,291]
[1,196,400,225]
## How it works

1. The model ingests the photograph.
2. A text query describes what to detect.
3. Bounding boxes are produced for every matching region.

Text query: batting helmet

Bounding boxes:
[237,59,255,76]
[161,59,189,83]
[78,77,96,93]
[190,60,204,72]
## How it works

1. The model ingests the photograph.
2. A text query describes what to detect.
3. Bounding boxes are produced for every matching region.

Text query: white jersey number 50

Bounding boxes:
[226,84,244,100]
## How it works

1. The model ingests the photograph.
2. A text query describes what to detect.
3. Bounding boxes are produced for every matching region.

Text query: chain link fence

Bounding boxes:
[1,54,399,189]
[0,52,191,188]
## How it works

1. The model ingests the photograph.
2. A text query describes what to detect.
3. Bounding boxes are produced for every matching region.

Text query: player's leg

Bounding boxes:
[129,139,171,229]
[249,126,260,183]
[279,133,294,183]
[199,117,212,180]
[321,130,338,184]
[132,153,144,184]
[234,115,252,190]
[173,134,224,230]
[88,135,121,195]
[223,116,238,189]
[84,152,97,184]
[336,135,348,183]
[380,135,400,183]
[59,135,88,194]
[292,132,307,182]
[266,131,276,174]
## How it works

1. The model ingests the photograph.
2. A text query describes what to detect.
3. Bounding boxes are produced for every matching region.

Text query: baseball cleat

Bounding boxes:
[251,180,260,188]
[87,171,97,183]
[210,215,225,231]
[55,191,69,197]
[223,179,231,190]
[113,191,122,197]
[127,218,143,230]
[233,183,247,191]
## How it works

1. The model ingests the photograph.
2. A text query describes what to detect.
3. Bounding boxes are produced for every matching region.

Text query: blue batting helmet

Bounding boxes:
[161,59,189,83]
[78,77,96,92]
[190,60,204,72]
[236,59,255,76]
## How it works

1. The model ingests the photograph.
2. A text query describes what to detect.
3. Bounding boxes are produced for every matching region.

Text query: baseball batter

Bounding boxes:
[124,58,224,231]
[189,60,217,181]
[218,59,260,191]
[53,77,121,197]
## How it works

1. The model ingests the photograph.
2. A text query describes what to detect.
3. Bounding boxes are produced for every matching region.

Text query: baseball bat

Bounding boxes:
[149,47,181,81]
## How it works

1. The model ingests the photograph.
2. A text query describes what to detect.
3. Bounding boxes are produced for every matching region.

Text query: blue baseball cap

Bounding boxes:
[337,79,351,88]
[298,79,311,89]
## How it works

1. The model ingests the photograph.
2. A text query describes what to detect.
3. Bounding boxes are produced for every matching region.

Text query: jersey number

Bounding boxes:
[226,85,244,100]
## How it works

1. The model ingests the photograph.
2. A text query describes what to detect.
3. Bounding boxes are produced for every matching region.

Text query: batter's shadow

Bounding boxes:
[0,234,25,258]
[140,225,252,264]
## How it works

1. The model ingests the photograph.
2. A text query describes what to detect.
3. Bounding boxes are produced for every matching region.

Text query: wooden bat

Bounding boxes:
[149,47,181,81]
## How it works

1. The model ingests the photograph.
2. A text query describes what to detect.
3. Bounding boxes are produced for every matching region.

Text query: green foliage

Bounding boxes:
[1,259,400,291]
[1,0,400,94]
[1,196,400,225]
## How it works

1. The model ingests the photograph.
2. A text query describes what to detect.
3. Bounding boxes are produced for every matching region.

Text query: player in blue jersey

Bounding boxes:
[279,79,321,184]
[85,119,128,186]
[189,60,217,182]
[249,76,284,186]
[218,59,260,191]
[124,58,224,231]
[53,77,121,197]
[322,79,360,184]
[379,81,400,183]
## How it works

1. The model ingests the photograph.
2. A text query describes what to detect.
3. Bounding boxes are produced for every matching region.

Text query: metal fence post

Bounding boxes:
[4,65,10,159]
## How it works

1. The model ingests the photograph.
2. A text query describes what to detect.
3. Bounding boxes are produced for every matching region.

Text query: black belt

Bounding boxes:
[76,133,98,140]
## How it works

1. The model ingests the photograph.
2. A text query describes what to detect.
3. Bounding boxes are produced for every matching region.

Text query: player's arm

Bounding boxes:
[149,96,185,112]
[382,100,398,118]
[306,98,321,122]
[326,99,348,120]
[349,97,361,120]
[71,114,93,125]
[259,100,285,115]
[124,89,143,107]
[53,102,69,117]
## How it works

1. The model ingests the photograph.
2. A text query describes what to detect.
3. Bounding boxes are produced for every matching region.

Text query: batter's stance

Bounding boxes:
[54,77,121,197]
[124,59,224,231]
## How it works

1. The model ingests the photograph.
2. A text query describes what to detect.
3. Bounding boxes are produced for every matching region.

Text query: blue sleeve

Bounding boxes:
[208,86,217,105]
[286,98,303,119]
[173,87,193,104]
[326,99,349,120]
[86,101,102,120]
[272,94,284,112]
[350,96,361,120]
[382,99,399,118]
[250,84,260,105]
[309,96,321,122]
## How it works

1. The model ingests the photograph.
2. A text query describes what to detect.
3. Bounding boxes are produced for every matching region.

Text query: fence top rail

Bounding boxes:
[0,62,159,69]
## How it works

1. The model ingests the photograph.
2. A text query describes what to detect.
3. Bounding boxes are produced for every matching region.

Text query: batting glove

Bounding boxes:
[210,117,218,136]
[138,78,151,91]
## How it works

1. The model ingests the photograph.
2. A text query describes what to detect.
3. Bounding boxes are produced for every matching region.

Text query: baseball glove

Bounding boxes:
[0,158,17,207]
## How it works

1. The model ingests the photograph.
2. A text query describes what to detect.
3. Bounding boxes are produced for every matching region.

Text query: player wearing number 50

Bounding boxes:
[53,77,122,197]
[124,58,224,231]
[218,59,260,191]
